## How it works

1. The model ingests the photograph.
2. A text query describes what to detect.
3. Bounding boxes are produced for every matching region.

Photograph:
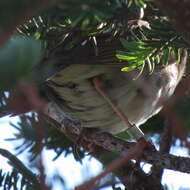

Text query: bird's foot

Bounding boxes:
[76,127,89,147]
[133,137,156,171]
[73,127,90,161]
[137,137,156,151]
[76,127,97,149]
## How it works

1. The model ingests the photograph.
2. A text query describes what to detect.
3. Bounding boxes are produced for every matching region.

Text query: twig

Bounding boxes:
[115,161,164,190]
[75,140,146,190]
[80,139,163,190]
[162,100,189,148]
[46,112,164,190]
[150,119,173,180]
[44,102,190,174]
[0,148,40,187]
[34,116,51,190]
[45,106,164,190]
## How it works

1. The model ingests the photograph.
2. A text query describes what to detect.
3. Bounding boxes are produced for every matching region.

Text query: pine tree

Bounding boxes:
[0,0,190,189]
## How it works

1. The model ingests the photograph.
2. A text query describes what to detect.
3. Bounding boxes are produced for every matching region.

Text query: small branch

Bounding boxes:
[71,139,163,190]
[162,102,189,147]
[44,102,190,174]
[159,120,173,153]
[34,115,51,190]
[150,119,173,180]
[115,162,164,190]
[76,140,147,190]
[160,75,190,145]
[0,148,40,187]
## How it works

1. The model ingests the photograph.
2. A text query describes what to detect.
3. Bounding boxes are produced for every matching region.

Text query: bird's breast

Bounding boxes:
[47,63,182,134]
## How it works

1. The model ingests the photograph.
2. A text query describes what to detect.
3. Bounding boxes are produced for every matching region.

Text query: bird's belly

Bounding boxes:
[47,66,165,134]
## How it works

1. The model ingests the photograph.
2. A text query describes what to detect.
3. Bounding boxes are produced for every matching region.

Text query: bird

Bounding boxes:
[45,35,187,141]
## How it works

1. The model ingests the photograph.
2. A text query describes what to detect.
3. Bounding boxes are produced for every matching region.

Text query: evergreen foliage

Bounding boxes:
[0,0,189,189]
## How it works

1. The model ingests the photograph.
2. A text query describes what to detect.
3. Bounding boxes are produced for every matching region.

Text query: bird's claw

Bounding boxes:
[137,137,156,151]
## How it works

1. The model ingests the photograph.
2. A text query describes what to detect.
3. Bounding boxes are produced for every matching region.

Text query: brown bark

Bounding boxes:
[44,102,190,174]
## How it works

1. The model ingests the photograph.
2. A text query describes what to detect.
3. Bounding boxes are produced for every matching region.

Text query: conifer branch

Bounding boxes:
[0,148,40,187]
